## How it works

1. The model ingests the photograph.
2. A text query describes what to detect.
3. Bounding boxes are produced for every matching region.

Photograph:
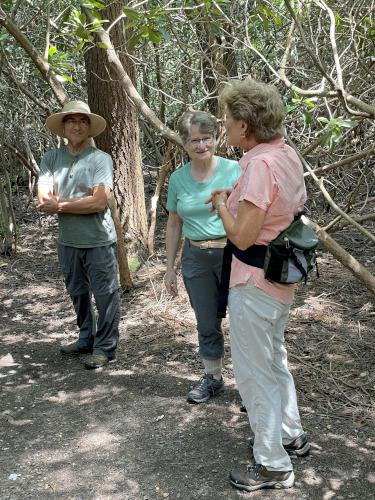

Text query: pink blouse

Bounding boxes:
[227,139,307,305]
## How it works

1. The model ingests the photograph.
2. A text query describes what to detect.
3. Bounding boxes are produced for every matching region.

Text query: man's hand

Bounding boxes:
[38,191,59,214]
[164,269,178,297]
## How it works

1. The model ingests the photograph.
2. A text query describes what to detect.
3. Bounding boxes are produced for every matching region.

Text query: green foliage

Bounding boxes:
[128,257,141,273]
[285,94,316,125]
[47,46,74,83]
[317,117,359,151]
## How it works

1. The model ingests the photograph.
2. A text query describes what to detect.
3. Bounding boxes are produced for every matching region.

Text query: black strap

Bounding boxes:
[217,241,267,318]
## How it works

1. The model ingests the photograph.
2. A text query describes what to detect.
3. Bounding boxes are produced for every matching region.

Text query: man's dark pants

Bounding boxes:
[58,243,120,358]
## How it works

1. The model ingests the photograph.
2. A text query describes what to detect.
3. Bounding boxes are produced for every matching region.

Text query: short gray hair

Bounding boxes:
[177,111,218,143]
[220,79,285,142]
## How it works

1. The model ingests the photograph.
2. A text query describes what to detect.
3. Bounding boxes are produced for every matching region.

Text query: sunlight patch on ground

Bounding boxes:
[78,429,121,452]
[301,467,323,486]
[290,295,345,326]
[44,385,125,405]
[107,369,135,377]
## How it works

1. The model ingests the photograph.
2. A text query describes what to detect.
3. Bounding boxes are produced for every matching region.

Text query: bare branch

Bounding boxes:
[0,6,67,105]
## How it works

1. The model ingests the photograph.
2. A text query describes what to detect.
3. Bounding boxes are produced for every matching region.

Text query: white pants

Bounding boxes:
[228,281,304,471]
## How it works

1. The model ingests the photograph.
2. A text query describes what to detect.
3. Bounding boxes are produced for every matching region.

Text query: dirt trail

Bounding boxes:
[0,216,374,499]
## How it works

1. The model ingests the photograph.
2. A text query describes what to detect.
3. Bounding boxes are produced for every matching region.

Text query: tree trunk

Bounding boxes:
[0,164,15,255]
[84,0,148,258]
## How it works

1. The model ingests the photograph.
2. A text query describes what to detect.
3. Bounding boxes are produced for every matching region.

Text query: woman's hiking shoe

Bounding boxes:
[60,342,92,355]
[230,464,294,492]
[249,433,310,458]
[186,374,224,404]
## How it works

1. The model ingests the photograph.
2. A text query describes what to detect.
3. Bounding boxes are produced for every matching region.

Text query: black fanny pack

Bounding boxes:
[217,214,318,318]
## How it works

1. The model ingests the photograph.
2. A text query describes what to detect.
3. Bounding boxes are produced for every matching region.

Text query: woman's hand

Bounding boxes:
[165,268,178,297]
[205,188,231,212]
[212,191,228,210]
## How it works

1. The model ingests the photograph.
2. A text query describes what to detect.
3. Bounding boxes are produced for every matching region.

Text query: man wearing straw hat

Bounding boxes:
[37,100,120,369]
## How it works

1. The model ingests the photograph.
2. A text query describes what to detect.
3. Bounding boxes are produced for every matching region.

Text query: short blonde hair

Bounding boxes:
[220,79,285,142]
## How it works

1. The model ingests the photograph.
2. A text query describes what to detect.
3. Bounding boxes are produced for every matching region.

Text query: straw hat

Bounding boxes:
[45,100,107,138]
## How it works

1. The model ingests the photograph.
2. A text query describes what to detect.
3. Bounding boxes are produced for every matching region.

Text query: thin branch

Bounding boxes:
[286,134,375,244]
[0,6,67,105]
[304,144,375,177]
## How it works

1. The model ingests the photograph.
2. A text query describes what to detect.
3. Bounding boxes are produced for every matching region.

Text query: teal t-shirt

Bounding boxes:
[166,156,241,240]
[39,146,116,248]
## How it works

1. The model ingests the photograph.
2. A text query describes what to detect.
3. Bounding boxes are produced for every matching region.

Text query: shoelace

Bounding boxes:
[195,375,216,394]
[246,463,261,479]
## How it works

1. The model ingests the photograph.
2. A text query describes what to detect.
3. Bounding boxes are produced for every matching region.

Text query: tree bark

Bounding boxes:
[303,217,375,296]
[84,0,148,258]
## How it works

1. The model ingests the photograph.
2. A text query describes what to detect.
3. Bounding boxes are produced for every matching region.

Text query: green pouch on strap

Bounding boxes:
[263,215,319,284]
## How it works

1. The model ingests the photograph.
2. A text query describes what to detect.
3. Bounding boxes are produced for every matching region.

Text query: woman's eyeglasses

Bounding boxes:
[187,137,214,148]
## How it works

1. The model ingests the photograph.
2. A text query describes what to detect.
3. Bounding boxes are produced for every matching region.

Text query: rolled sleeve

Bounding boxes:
[238,159,278,211]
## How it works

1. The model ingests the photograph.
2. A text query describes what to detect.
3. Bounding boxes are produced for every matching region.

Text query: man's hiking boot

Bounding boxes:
[249,433,310,459]
[186,374,224,404]
[230,463,294,492]
[60,341,92,355]
[84,354,114,369]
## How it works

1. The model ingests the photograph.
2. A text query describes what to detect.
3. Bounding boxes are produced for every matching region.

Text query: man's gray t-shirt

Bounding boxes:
[39,146,116,248]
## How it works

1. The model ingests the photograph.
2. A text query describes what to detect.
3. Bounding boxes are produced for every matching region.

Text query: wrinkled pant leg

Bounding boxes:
[71,293,96,350]
[84,244,120,358]
[58,245,95,349]
[272,308,304,443]
[228,282,293,472]
[182,243,224,360]
[183,273,223,359]
[92,290,120,357]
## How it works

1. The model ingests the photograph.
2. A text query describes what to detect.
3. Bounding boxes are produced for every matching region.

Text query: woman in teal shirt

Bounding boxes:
[165,111,241,403]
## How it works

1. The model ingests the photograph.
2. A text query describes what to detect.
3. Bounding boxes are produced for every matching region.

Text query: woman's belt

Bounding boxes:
[188,237,227,249]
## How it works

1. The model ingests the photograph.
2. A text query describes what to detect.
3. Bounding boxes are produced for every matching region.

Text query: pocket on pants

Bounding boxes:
[86,245,119,296]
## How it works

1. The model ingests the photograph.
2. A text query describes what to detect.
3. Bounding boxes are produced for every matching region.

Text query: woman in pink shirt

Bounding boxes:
[212,79,310,492]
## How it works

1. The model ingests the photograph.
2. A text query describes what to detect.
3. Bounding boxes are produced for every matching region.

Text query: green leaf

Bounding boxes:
[285,104,297,113]
[317,116,329,124]
[123,6,141,21]
[367,26,375,41]
[55,74,73,83]
[302,111,313,124]
[336,119,359,128]
[86,0,105,8]
[148,28,162,43]
[97,42,108,49]
[48,46,57,57]
[75,25,91,40]
[304,99,315,109]
[127,33,143,53]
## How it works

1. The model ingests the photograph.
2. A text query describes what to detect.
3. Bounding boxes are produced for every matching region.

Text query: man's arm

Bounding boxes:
[38,185,111,215]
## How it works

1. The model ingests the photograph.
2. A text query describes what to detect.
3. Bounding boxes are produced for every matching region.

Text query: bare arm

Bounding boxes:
[213,194,266,250]
[37,182,54,205]
[38,185,111,215]
[165,211,183,296]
